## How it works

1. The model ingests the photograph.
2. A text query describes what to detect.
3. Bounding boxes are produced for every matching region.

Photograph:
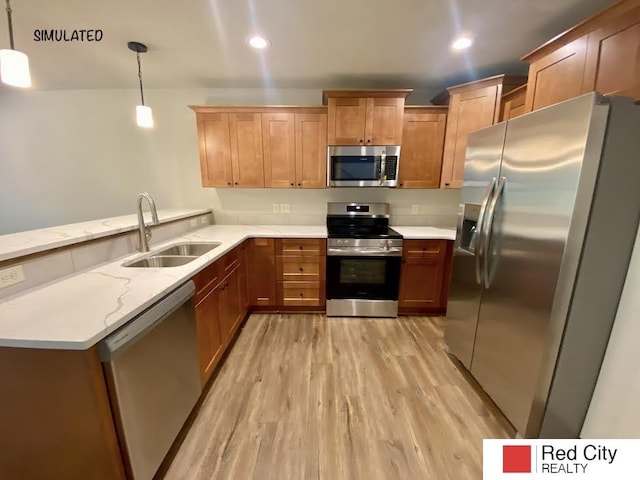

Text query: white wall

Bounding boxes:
[581,223,640,438]
[0,87,451,234]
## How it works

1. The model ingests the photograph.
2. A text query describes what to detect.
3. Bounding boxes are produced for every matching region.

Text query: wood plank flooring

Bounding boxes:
[164,314,513,480]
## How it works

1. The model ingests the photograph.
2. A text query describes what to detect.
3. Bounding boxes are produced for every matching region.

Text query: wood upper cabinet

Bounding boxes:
[500,84,528,121]
[399,106,447,188]
[295,112,327,188]
[262,112,296,188]
[191,106,327,189]
[195,113,233,187]
[523,0,640,112]
[524,37,589,112]
[324,90,412,145]
[439,75,526,189]
[582,4,640,100]
[229,113,264,187]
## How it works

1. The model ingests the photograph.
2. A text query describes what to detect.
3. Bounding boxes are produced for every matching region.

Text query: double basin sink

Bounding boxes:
[123,242,222,268]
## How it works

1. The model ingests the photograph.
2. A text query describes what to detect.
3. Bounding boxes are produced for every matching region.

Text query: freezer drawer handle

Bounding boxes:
[483,176,506,288]
[475,177,497,285]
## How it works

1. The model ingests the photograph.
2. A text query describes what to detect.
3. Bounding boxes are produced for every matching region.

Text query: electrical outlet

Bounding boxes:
[280,203,291,214]
[272,203,281,214]
[200,217,207,225]
[0,265,25,290]
[190,219,198,227]
[412,204,420,215]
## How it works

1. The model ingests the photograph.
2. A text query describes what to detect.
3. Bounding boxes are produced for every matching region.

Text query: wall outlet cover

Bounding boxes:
[200,217,207,225]
[190,219,198,227]
[412,204,420,215]
[272,203,281,214]
[280,203,291,214]
[0,265,25,289]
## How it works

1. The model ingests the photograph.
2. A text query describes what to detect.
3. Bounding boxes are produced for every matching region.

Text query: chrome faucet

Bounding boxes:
[137,192,159,252]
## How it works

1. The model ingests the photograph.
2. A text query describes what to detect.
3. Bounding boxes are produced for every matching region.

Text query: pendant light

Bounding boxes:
[128,41,153,128]
[0,0,31,88]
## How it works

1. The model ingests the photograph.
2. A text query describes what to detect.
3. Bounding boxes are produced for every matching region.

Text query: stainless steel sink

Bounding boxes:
[124,255,198,268]
[155,242,222,257]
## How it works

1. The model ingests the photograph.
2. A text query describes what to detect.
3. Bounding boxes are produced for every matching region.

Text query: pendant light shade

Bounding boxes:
[136,105,153,128]
[128,41,153,128]
[1,0,31,88]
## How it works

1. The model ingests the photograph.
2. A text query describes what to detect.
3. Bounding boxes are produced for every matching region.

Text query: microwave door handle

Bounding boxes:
[379,153,386,185]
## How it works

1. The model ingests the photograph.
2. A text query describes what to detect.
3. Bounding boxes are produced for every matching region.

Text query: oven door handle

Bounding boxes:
[327,247,402,257]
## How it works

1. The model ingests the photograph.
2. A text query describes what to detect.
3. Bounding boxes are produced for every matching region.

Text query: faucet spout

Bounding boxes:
[137,192,159,252]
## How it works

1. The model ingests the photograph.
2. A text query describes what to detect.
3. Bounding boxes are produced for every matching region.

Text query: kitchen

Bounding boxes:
[1,0,640,479]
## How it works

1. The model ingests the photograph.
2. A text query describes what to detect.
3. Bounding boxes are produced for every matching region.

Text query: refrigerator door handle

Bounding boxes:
[475,177,497,285]
[483,176,506,288]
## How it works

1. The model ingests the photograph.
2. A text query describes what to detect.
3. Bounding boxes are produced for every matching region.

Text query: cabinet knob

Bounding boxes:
[399,182,403,187]
[359,139,363,143]
[367,139,371,143]
[297,183,301,186]
[299,267,303,272]
[290,183,294,186]
[227,182,231,186]
[299,292,304,297]
[234,182,239,186]
[444,182,450,187]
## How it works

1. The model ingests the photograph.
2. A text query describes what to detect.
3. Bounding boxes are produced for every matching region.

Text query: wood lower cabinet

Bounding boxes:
[399,239,453,314]
[218,267,242,343]
[248,238,277,306]
[399,106,447,188]
[195,284,224,386]
[523,0,640,113]
[324,90,412,145]
[439,75,526,189]
[275,238,326,307]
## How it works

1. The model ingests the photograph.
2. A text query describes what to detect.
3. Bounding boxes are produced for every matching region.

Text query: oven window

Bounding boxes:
[339,259,386,284]
[330,156,377,180]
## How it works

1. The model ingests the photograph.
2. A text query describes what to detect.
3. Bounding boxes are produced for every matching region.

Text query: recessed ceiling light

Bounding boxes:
[451,34,473,51]
[248,35,269,49]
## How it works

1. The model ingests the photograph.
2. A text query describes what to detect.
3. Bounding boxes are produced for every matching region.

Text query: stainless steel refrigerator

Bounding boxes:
[445,92,640,438]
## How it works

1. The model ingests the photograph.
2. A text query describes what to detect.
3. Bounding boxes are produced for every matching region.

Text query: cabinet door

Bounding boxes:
[195,287,223,386]
[501,87,527,121]
[295,113,327,188]
[327,97,367,145]
[197,113,233,187]
[229,113,265,187]
[582,10,640,101]
[238,242,250,312]
[399,111,447,188]
[219,269,242,343]
[525,36,588,112]
[248,238,276,306]
[262,112,296,188]
[366,97,405,145]
[440,86,499,188]
[399,257,445,309]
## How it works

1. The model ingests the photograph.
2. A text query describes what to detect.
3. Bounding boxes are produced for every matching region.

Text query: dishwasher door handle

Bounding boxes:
[99,280,195,361]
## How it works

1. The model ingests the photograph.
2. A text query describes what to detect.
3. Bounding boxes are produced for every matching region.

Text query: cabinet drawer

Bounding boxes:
[279,238,324,256]
[280,281,322,306]
[218,248,240,275]
[193,262,222,303]
[404,239,446,258]
[277,259,321,280]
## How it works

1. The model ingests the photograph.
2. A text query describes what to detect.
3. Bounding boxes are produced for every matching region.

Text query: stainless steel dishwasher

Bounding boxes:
[99,281,200,480]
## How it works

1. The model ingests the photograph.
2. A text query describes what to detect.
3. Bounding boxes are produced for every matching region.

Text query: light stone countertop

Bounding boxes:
[0,224,455,350]
[0,208,212,262]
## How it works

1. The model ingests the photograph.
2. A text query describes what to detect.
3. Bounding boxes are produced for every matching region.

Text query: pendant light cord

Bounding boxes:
[136,51,145,106]
[6,0,15,49]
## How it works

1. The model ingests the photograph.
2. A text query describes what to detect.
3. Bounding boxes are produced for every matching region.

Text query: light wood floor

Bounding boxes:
[164,314,512,480]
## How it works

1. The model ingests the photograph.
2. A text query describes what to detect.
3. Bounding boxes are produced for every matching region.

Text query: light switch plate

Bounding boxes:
[200,217,207,225]
[272,203,281,214]
[412,204,420,215]
[280,203,291,214]
[0,265,25,290]
[190,219,198,227]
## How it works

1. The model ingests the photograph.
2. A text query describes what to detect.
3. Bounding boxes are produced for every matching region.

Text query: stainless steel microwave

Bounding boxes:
[327,146,400,187]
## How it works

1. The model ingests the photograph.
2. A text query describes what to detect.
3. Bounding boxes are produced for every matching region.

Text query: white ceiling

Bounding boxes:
[0,0,615,92]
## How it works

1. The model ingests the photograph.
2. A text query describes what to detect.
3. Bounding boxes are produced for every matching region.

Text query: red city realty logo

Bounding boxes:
[503,445,532,473]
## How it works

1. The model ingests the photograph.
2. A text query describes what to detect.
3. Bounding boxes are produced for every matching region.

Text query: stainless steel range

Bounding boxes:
[326,202,403,317]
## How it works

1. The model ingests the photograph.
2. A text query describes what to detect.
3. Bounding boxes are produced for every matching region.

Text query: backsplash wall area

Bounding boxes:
[202,188,461,227]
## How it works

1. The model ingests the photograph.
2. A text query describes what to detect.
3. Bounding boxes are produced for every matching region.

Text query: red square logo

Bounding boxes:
[503,445,531,473]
